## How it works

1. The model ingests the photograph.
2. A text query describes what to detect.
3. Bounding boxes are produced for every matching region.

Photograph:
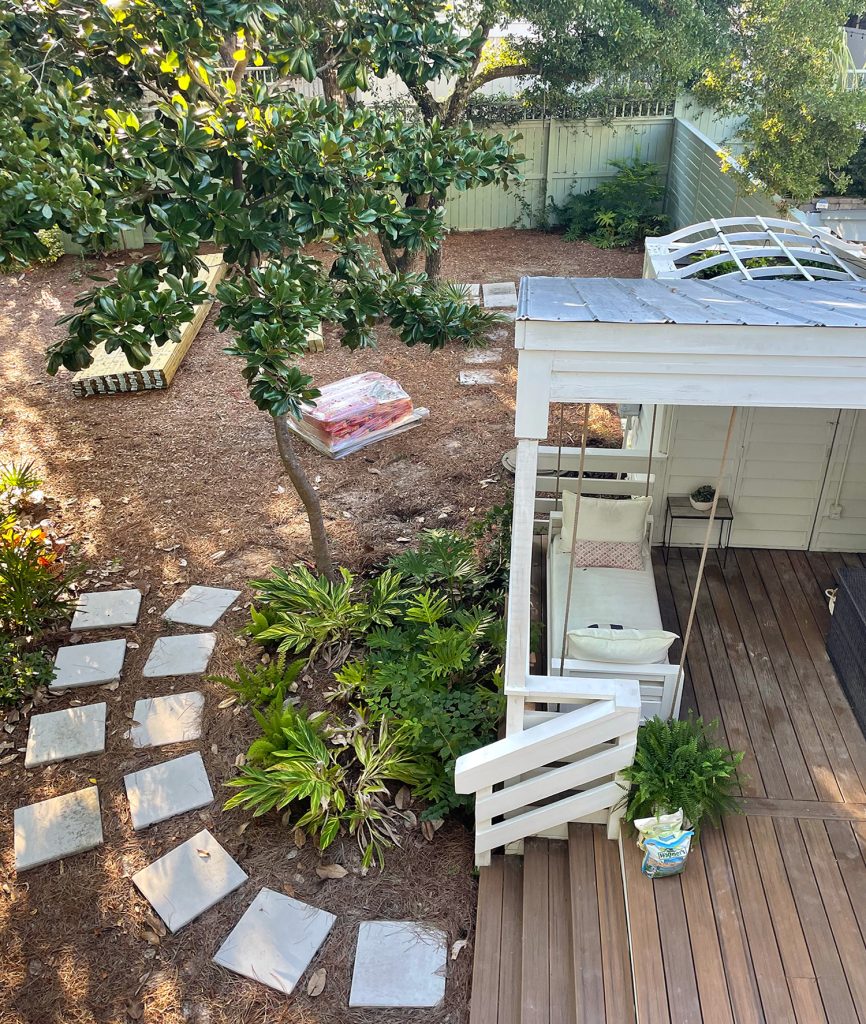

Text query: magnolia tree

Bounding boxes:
[0,0,520,577]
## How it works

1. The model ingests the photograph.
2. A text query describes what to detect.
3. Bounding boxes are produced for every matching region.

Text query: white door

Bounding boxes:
[730,408,841,550]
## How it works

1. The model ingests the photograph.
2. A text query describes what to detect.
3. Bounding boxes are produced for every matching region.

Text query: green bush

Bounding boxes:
[237,516,509,847]
[209,652,306,710]
[0,637,54,707]
[226,704,425,868]
[620,715,744,836]
[556,158,667,248]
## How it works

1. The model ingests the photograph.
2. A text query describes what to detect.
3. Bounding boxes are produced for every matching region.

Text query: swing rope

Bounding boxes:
[672,407,738,714]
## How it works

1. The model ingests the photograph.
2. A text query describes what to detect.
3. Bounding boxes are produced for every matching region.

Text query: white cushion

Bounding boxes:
[561,494,651,549]
[567,627,678,664]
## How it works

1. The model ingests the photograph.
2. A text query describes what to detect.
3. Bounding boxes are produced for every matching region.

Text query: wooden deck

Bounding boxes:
[471,547,866,1023]
[627,547,866,1024]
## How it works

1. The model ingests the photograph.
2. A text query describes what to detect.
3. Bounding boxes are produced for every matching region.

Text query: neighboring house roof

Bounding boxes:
[516,277,866,327]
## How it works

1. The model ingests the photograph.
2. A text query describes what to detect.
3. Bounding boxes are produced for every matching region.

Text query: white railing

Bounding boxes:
[454,679,640,866]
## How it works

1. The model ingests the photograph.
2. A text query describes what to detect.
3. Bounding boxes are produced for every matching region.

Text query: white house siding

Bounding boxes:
[812,411,866,552]
[654,406,842,550]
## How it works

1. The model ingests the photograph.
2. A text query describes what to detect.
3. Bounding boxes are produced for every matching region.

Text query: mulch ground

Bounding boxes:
[0,228,642,1024]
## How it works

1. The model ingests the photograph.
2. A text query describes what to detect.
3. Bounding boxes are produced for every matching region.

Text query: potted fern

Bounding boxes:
[621,715,743,868]
[689,484,716,511]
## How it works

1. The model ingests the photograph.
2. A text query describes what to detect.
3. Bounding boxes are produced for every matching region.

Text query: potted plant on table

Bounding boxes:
[690,484,716,512]
[620,715,744,877]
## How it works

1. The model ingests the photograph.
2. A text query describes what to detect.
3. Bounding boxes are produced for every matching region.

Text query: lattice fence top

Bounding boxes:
[644,216,866,282]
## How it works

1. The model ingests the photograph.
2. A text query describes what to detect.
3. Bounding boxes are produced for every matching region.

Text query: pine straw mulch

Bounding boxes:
[0,229,642,1024]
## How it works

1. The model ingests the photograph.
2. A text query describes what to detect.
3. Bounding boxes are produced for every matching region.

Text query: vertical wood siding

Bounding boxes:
[665,118,778,230]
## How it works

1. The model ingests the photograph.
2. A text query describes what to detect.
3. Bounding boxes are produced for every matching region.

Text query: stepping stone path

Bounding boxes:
[214,888,336,994]
[71,589,141,630]
[25,703,106,767]
[482,281,517,308]
[132,829,247,932]
[143,633,216,678]
[163,585,241,628]
[50,638,126,692]
[14,787,103,872]
[349,920,448,1008]
[13,583,451,1009]
[128,691,204,748]
[124,751,214,830]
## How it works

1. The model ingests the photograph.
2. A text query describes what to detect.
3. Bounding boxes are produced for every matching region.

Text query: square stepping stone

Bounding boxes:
[482,281,517,308]
[132,829,247,932]
[25,703,107,768]
[71,589,142,630]
[163,586,241,628]
[124,751,213,830]
[463,349,502,365]
[14,786,103,872]
[128,691,205,748]
[213,888,336,994]
[142,633,216,678]
[466,283,480,305]
[458,369,499,386]
[349,921,447,1008]
[50,638,126,693]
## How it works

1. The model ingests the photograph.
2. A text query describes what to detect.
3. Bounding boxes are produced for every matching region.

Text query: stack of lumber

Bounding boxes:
[71,253,226,397]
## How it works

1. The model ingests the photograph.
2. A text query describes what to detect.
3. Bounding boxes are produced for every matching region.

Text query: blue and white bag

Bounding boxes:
[634,809,694,878]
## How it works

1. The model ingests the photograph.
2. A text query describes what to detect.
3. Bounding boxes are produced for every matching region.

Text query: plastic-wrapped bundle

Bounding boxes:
[287,372,429,458]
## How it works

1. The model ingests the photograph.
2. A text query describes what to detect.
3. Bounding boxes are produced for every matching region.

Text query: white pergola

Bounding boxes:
[643,216,866,282]
[505,276,866,730]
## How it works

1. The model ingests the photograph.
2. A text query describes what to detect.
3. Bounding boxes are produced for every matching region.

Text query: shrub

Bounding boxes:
[209,653,306,710]
[0,524,75,638]
[0,637,54,707]
[241,518,509,837]
[388,280,509,350]
[620,715,744,836]
[225,705,426,868]
[556,158,667,248]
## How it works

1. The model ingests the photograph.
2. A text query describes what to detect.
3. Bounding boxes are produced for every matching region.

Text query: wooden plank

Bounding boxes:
[71,253,226,396]
[798,819,866,1015]
[747,817,820,1023]
[499,856,523,1024]
[470,859,504,1024]
[772,817,857,1024]
[700,825,766,1024]
[653,875,702,1023]
[522,838,550,1024]
[593,829,636,1024]
[703,560,809,799]
[620,834,671,1024]
[826,821,866,964]
[652,553,697,715]
[722,815,797,1023]
[740,798,866,820]
[746,551,866,803]
[568,823,604,1021]
[732,550,847,803]
[766,549,866,788]
[678,842,734,1024]
[548,840,577,1024]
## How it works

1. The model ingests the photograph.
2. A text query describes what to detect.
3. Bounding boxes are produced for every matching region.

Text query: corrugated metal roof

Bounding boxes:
[515,277,866,327]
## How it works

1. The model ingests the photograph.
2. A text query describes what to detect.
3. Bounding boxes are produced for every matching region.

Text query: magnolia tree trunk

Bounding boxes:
[272,414,334,580]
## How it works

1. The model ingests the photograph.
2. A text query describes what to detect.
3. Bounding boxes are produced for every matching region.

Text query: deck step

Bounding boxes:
[470,826,635,1024]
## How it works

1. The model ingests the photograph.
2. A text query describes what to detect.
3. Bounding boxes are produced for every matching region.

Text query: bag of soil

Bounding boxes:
[634,809,694,879]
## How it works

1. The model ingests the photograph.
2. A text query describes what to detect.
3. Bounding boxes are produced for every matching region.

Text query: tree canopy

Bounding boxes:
[1,0,518,574]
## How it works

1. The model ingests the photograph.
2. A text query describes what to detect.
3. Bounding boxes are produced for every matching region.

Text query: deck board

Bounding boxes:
[621,549,866,1024]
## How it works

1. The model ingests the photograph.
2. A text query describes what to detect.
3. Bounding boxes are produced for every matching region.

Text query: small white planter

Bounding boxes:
[689,497,714,511]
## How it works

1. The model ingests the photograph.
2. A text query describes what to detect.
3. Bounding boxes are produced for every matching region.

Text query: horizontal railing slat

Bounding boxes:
[476,739,637,820]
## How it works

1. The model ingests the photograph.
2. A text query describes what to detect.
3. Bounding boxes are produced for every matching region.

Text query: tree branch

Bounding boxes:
[471,62,538,90]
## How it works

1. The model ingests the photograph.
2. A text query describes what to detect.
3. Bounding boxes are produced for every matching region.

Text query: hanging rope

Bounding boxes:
[553,404,565,512]
[673,407,738,714]
[644,404,657,499]
[558,402,590,675]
